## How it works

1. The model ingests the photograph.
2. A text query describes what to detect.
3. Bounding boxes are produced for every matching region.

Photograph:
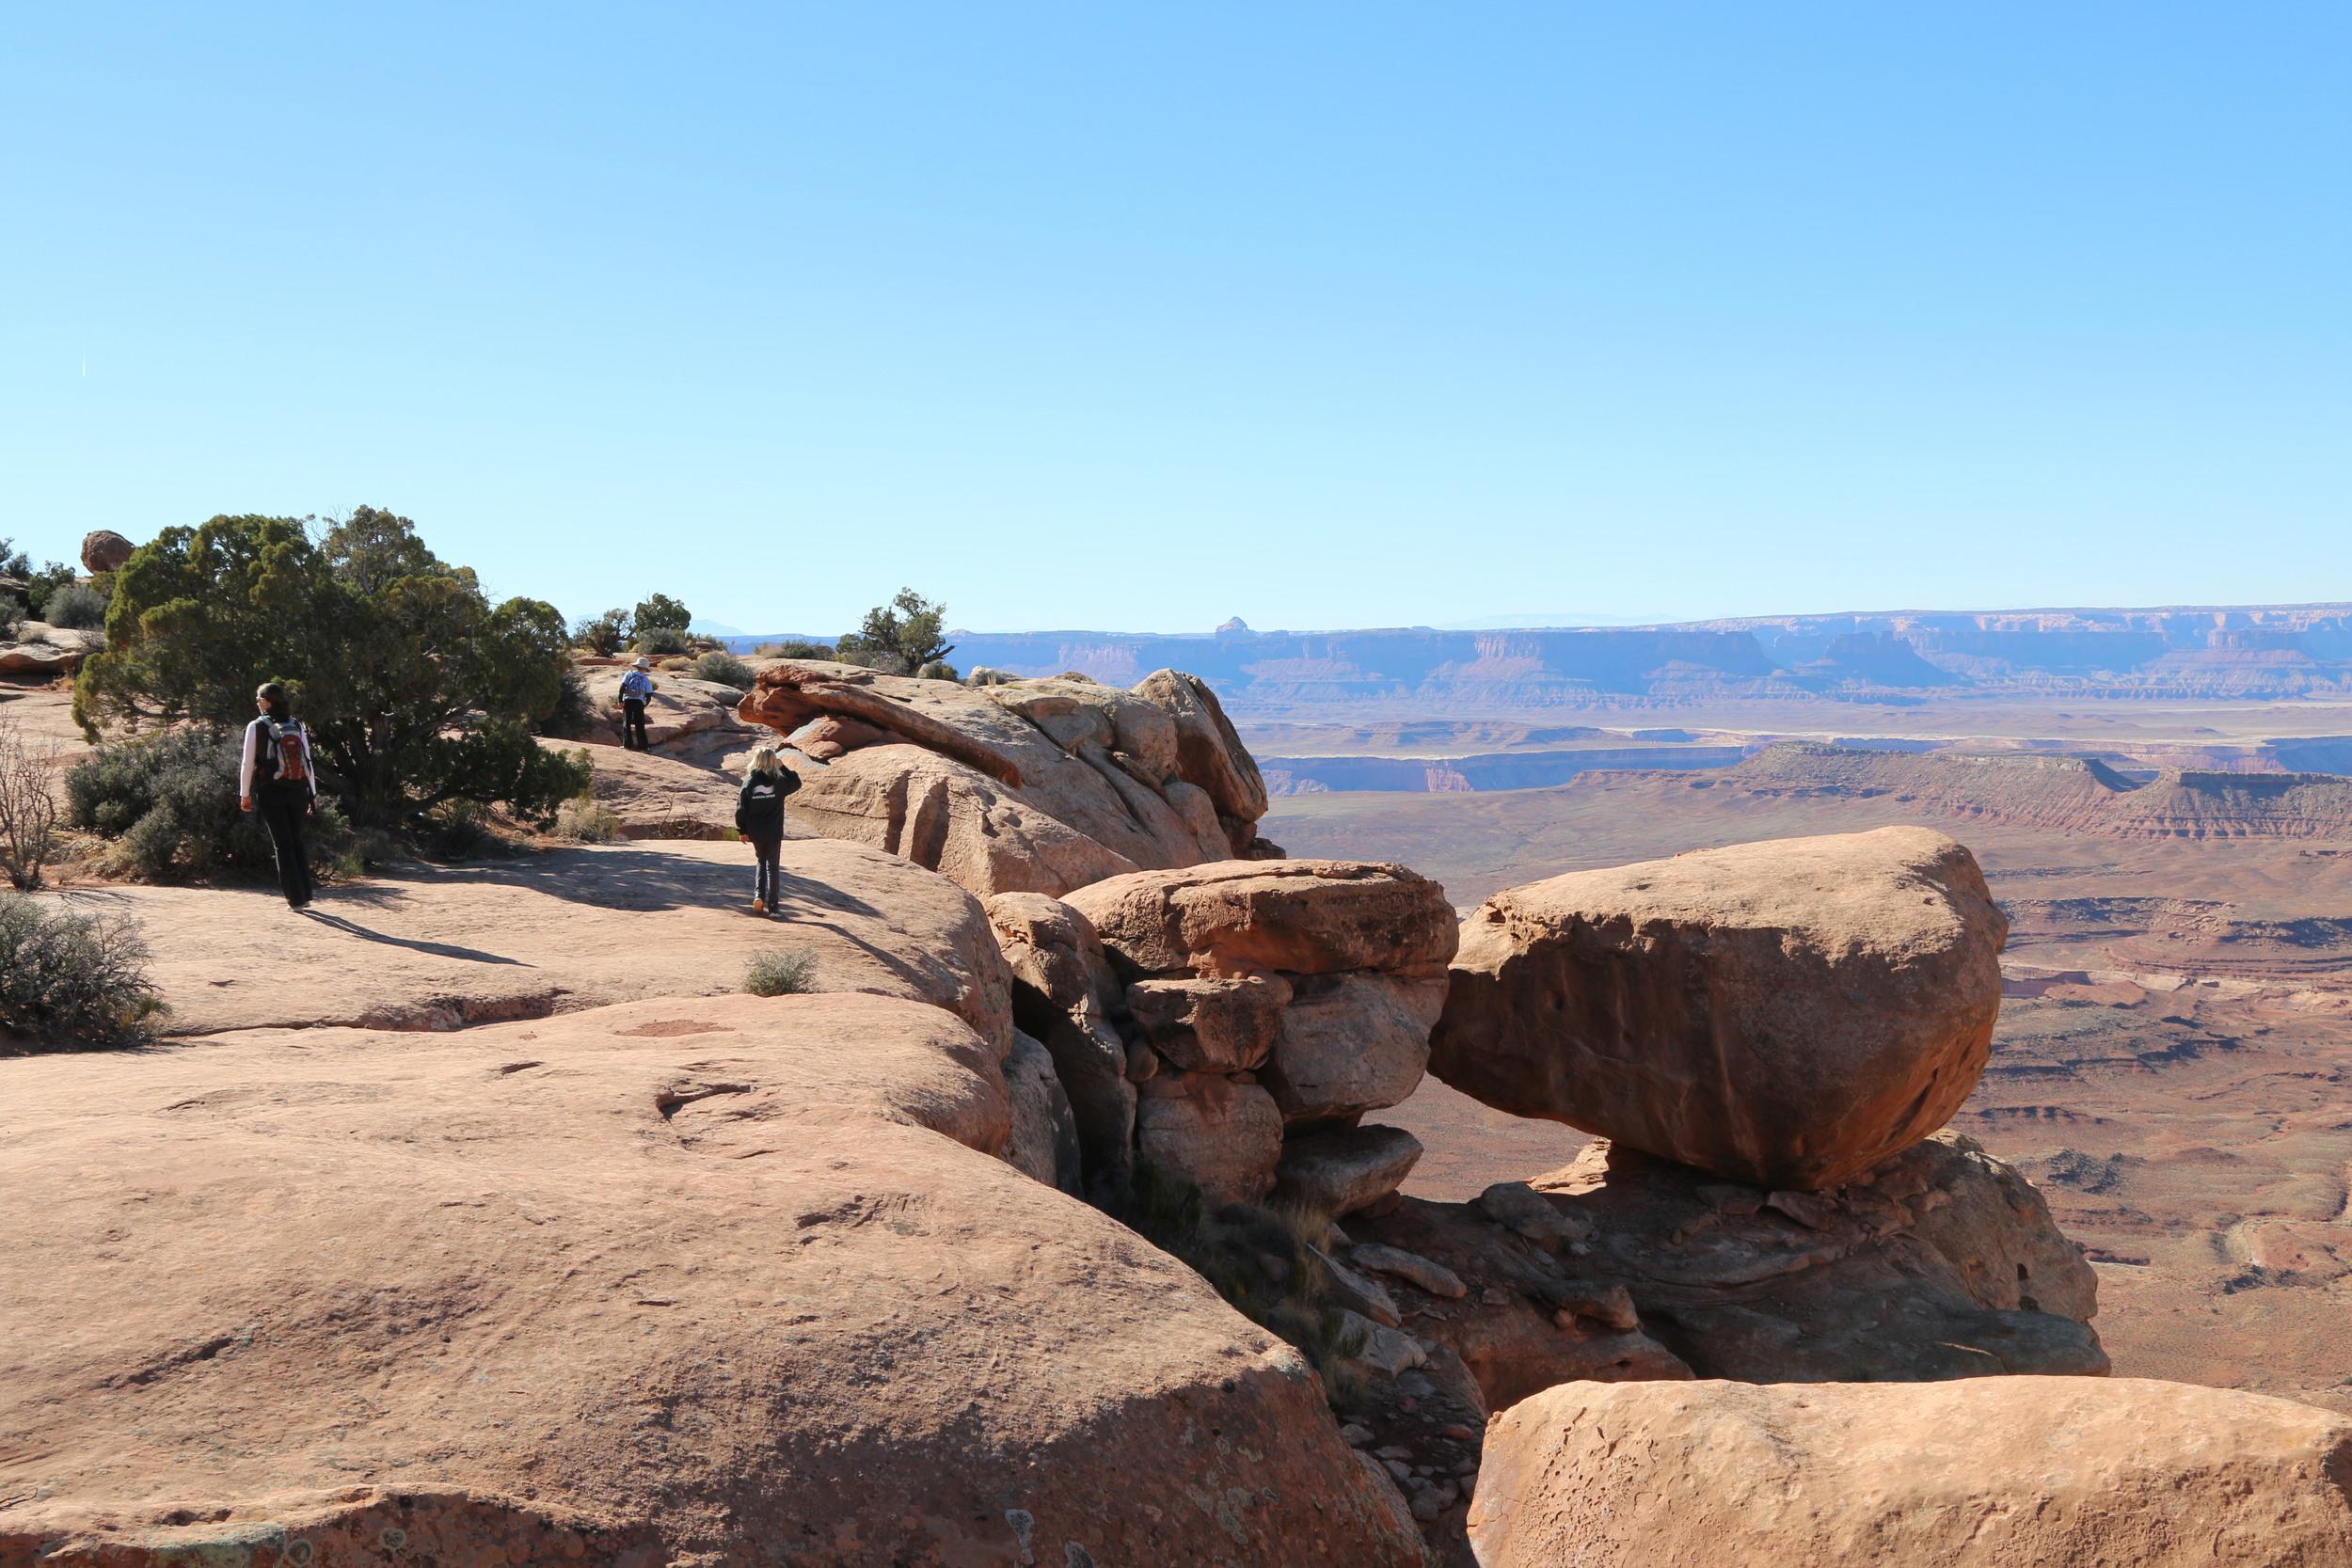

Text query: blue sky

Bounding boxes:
[5,3,2344,634]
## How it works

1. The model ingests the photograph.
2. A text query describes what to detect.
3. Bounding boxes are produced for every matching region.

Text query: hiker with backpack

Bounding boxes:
[618,657,655,752]
[239,681,318,909]
[734,745,801,914]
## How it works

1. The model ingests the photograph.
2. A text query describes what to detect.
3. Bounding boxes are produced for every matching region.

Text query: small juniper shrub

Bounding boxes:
[422,800,515,861]
[537,670,598,740]
[1100,1162,1369,1409]
[632,624,693,657]
[690,651,755,689]
[742,946,818,996]
[0,893,167,1050]
[65,728,363,882]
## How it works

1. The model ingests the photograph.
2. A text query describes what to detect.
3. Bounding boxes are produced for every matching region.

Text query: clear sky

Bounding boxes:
[5,3,2344,635]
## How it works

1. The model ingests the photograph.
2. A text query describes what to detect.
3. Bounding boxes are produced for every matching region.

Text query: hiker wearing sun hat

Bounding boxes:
[618,657,655,752]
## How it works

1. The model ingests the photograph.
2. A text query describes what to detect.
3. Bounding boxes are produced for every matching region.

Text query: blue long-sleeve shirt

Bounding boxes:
[619,669,655,703]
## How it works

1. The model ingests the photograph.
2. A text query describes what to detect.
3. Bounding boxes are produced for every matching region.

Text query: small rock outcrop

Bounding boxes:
[1432,826,2008,1190]
[0,622,102,675]
[576,666,762,768]
[735,661,1279,898]
[1047,860,1455,1206]
[80,529,135,574]
[1469,1377,2352,1568]
[0,993,1427,1568]
[1349,1131,2104,1411]
[985,891,1136,1190]
[539,739,753,839]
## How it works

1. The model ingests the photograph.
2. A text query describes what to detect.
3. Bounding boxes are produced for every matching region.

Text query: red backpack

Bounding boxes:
[264,719,310,784]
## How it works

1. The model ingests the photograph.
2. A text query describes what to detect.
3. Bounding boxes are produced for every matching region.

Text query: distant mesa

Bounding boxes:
[925,603,2352,711]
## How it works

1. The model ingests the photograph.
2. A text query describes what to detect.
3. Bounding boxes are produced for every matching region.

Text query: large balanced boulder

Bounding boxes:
[1431,826,2008,1190]
[1468,1377,2352,1568]
[736,662,1279,898]
[80,529,136,573]
[1352,1131,2104,1409]
[0,993,1427,1568]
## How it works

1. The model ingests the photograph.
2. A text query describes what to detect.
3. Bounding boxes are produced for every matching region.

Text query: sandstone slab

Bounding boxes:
[0,993,1425,1568]
[784,744,1143,898]
[44,838,1011,1053]
[1065,859,1457,981]
[538,739,758,841]
[1469,1377,2352,1568]
[1432,826,2009,1190]
[0,625,101,675]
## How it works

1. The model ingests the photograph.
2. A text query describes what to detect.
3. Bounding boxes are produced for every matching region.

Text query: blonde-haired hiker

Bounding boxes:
[733,746,801,914]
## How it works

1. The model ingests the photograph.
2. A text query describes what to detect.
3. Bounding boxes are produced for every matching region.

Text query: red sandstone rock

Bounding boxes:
[1125,974,1285,1072]
[0,993,1424,1568]
[732,663,1271,896]
[80,529,135,574]
[1267,970,1444,1123]
[786,743,1144,897]
[1351,1131,2104,1409]
[1063,859,1457,981]
[1432,826,2008,1190]
[983,892,1135,1186]
[1469,1377,2352,1568]
[1135,1069,1285,1205]
[1275,1124,1424,1216]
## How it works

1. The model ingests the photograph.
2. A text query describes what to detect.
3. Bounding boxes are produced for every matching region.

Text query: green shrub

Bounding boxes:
[915,660,960,681]
[633,593,691,634]
[23,562,77,620]
[570,608,632,656]
[632,624,693,656]
[76,509,587,832]
[537,670,597,739]
[0,893,167,1049]
[65,727,361,882]
[755,640,835,659]
[690,651,754,689]
[742,946,818,996]
[44,581,107,630]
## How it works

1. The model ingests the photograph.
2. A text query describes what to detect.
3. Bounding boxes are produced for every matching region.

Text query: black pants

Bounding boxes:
[621,697,650,751]
[749,832,782,906]
[255,784,314,907]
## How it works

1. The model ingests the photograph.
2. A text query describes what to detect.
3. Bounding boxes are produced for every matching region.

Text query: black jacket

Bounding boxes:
[735,766,799,837]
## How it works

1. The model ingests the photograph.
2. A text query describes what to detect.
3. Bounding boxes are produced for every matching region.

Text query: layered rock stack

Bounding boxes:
[983,859,1457,1207]
[736,661,1281,898]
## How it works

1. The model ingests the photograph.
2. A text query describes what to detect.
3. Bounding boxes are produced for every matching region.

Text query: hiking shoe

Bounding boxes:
[748,900,767,915]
